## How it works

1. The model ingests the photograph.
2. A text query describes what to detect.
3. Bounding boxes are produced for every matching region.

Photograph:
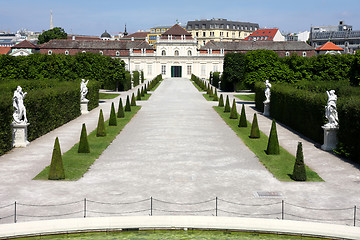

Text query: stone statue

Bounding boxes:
[80,79,89,101]
[324,90,339,128]
[13,86,28,124]
[264,80,271,103]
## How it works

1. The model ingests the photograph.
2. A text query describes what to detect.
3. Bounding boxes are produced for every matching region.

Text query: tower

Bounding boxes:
[124,24,128,37]
[50,10,53,29]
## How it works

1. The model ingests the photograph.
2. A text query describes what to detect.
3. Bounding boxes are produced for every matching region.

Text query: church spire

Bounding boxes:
[124,24,128,37]
[50,10,53,29]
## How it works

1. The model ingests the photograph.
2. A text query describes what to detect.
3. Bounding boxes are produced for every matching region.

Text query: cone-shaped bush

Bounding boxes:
[96,109,106,137]
[230,99,238,119]
[249,113,260,138]
[136,88,141,100]
[48,137,65,180]
[266,119,280,155]
[78,123,90,153]
[144,84,148,94]
[109,102,117,126]
[238,104,247,127]
[141,86,145,97]
[224,95,230,112]
[218,94,224,107]
[125,95,131,112]
[117,98,125,118]
[292,142,307,181]
[131,93,136,106]
[213,89,218,101]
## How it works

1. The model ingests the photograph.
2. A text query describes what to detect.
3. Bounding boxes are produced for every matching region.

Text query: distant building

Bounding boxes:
[0,47,11,55]
[285,31,310,42]
[123,32,150,41]
[67,35,100,41]
[9,40,40,56]
[309,21,360,53]
[186,18,259,48]
[147,25,185,46]
[200,40,315,57]
[244,28,285,41]
[315,42,344,55]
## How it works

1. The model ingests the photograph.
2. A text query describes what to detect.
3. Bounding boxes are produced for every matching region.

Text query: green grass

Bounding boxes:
[99,92,120,99]
[34,106,141,181]
[138,93,151,101]
[213,106,323,182]
[202,93,218,102]
[149,81,162,92]
[235,94,255,102]
[192,81,205,92]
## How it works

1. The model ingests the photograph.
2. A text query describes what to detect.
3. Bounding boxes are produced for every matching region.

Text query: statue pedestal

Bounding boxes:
[11,123,30,148]
[321,126,339,151]
[263,102,270,117]
[81,99,89,114]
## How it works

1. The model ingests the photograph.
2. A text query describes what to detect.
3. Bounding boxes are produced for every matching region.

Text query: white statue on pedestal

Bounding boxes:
[324,90,339,128]
[80,79,89,101]
[13,86,28,124]
[264,80,271,103]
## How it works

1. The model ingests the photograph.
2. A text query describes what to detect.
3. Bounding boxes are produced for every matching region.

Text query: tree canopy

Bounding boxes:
[38,27,67,44]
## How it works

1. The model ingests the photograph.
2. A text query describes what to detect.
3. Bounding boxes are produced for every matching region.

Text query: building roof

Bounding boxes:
[0,47,11,54]
[160,24,193,40]
[126,32,150,39]
[186,18,259,31]
[12,40,39,49]
[200,40,314,51]
[315,41,344,51]
[67,35,100,41]
[100,30,111,38]
[40,39,153,50]
[244,29,279,41]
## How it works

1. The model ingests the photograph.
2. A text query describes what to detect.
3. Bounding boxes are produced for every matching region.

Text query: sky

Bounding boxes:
[1,0,359,36]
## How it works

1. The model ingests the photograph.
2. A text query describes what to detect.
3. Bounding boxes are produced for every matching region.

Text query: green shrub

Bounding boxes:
[224,95,230,112]
[109,102,117,126]
[213,89,218,101]
[136,88,141,100]
[78,123,90,153]
[144,84,148,94]
[0,92,12,155]
[117,98,125,118]
[96,109,106,137]
[266,119,280,155]
[238,104,247,127]
[125,95,131,112]
[292,142,307,181]
[133,71,140,86]
[249,113,260,138]
[229,99,238,119]
[131,93,136,106]
[141,86,145,97]
[218,94,224,107]
[48,137,65,180]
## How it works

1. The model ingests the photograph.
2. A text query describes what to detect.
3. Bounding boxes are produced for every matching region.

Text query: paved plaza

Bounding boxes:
[0,78,359,226]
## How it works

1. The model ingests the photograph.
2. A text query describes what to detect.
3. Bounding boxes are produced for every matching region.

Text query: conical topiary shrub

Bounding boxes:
[144,84,148,94]
[249,113,260,138]
[131,93,136,106]
[229,99,238,119]
[292,142,307,181]
[266,119,280,155]
[136,88,141,100]
[238,104,247,127]
[141,86,145,97]
[109,102,117,126]
[125,95,131,112]
[213,89,218,101]
[96,109,106,137]
[117,98,125,118]
[224,95,230,112]
[48,137,65,180]
[78,123,90,153]
[218,94,224,107]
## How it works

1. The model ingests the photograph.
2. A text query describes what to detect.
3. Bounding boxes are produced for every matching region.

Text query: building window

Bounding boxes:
[161,50,166,56]
[161,65,166,75]
[147,64,152,75]
[220,32,223,37]
[135,65,140,71]
[285,52,290,56]
[201,64,206,76]
[174,50,179,56]
[48,50,52,55]
[195,24,199,29]
[232,32,235,38]
[196,32,199,37]
[227,32,229,37]
[226,24,230,29]
[203,41,206,46]
[99,51,103,55]
[188,50,192,56]
[302,52,307,57]
[202,24,206,29]
[65,50,69,55]
[213,65,218,72]
[116,51,120,56]
[187,65,192,75]
[188,25,192,30]
[203,32,206,37]
[82,51,86,53]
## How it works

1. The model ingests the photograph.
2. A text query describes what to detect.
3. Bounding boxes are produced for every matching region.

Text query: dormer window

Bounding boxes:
[82,51,86,53]
[99,51,103,55]
[188,50,192,56]
[161,50,166,56]
[65,50,69,55]
[174,50,179,56]
[48,50,52,55]
[116,51,120,56]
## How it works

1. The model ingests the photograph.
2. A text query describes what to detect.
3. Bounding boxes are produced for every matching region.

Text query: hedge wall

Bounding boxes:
[133,71,140,87]
[0,93,12,155]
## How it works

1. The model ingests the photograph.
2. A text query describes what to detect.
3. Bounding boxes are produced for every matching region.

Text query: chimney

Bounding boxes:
[72,36,75,40]
[131,37,134,41]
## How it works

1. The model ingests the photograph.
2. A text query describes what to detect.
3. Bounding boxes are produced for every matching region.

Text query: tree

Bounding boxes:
[229,99,238,119]
[266,119,280,155]
[125,95,131,112]
[96,109,106,137]
[48,137,65,180]
[249,113,260,138]
[224,95,230,112]
[292,142,307,181]
[38,27,67,44]
[222,52,246,91]
[109,102,117,126]
[218,94,224,107]
[78,123,90,153]
[238,104,247,127]
[117,98,125,118]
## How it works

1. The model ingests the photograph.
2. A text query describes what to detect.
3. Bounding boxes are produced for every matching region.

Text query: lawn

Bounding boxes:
[235,94,255,102]
[99,92,120,99]
[34,106,141,181]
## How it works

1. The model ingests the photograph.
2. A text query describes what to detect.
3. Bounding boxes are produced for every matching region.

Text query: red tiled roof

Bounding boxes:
[126,32,149,38]
[0,47,11,55]
[161,24,192,39]
[315,41,344,51]
[12,40,39,49]
[244,28,279,41]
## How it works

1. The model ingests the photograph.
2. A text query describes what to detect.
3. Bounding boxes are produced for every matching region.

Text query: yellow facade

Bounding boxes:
[147,25,186,47]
